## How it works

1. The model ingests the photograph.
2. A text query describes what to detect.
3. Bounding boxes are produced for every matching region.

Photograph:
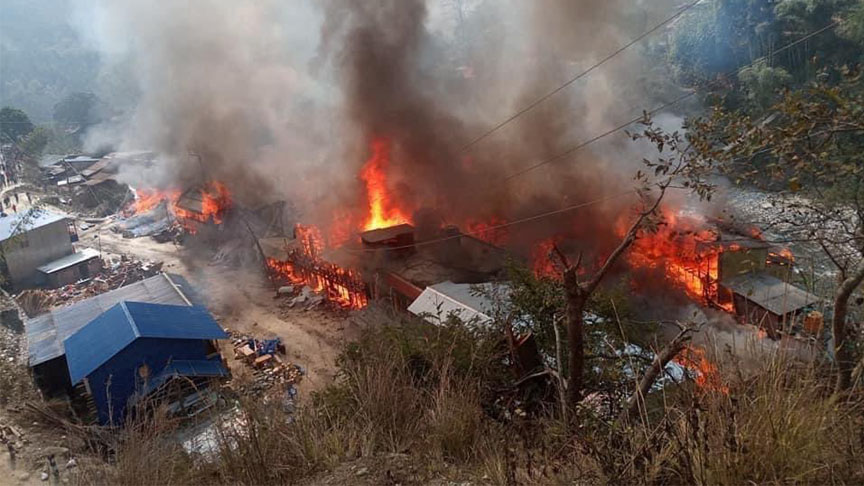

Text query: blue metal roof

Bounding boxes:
[27,273,200,366]
[64,301,228,384]
[0,208,67,242]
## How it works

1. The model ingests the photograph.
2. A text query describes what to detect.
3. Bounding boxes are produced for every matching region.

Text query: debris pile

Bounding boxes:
[0,325,22,364]
[227,331,304,396]
[15,258,164,316]
[279,285,326,310]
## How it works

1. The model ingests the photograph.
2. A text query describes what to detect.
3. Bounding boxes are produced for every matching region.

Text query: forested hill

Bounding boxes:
[0,0,99,122]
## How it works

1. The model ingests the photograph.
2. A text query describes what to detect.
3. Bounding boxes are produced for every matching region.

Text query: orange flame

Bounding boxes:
[624,210,722,303]
[267,224,368,309]
[131,189,178,214]
[361,138,410,231]
[127,181,232,233]
[532,237,561,279]
[675,345,729,394]
[466,217,509,246]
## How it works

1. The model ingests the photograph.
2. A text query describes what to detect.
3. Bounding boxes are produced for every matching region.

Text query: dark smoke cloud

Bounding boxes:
[76,0,696,260]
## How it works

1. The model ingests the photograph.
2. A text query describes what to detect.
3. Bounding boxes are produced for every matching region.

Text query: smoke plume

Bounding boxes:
[77,0,691,257]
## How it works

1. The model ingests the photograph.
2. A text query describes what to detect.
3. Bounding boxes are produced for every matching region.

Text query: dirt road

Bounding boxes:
[78,218,361,393]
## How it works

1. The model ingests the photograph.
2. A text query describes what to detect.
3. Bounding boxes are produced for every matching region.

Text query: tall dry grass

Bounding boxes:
[73,324,864,485]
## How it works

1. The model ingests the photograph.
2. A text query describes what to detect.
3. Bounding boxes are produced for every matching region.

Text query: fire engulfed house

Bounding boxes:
[261,222,511,312]
[659,229,821,336]
[0,209,83,289]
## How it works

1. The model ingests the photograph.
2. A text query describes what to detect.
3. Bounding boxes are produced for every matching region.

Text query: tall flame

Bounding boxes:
[360,138,409,231]
[624,210,721,303]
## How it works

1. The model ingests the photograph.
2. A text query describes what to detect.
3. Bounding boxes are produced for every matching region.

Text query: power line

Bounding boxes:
[497,20,840,184]
[343,21,842,255]
[461,0,704,152]
[344,190,636,253]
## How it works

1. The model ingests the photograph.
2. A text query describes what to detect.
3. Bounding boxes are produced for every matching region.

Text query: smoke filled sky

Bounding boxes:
[71,0,692,248]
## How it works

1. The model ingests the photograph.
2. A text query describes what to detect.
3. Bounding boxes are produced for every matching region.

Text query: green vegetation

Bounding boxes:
[0,106,34,142]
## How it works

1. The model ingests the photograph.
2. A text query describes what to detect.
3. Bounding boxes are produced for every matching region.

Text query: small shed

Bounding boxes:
[37,247,102,288]
[719,273,821,337]
[64,301,229,425]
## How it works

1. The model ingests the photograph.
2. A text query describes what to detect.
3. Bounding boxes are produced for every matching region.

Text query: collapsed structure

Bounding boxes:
[261,222,511,313]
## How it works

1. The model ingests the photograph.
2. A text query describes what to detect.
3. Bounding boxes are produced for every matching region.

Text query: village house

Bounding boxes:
[64,301,228,425]
[0,208,80,289]
[26,273,228,424]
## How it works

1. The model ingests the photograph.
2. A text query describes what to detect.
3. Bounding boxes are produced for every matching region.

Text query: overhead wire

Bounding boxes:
[496,20,840,184]
[342,20,844,254]
[461,0,704,152]
[343,189,636,253]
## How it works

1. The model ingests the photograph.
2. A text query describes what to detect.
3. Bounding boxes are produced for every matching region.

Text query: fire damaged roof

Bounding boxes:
[26,273,202,367]
[721,273,820,316]
[360,224,414,245]
[386,233,511,288]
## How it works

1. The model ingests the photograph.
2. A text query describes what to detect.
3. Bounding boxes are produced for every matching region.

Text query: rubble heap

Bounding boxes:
[226,330,304,396]
[15,258,164,317]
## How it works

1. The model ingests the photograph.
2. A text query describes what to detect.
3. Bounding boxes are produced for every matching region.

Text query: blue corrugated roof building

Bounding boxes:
[62,301,229,425]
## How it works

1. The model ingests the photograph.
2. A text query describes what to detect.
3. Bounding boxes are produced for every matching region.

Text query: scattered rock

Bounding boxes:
[355,467,369,477]
[66,458,77,469]
[40,472,49,481]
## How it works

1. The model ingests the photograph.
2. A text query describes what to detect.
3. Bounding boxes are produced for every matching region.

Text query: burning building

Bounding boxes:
[261,221,511,312]
[626,213,821,337]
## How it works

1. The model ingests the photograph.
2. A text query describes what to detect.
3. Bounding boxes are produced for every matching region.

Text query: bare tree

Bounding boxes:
[550,116,713,406]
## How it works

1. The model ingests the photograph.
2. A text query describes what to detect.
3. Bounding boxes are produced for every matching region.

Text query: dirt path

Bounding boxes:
[78,218,360,393]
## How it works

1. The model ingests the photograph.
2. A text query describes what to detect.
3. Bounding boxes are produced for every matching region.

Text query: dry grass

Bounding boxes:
[71,324,864,485]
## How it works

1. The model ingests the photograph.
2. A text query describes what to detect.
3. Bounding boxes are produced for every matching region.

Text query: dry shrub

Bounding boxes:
[72,407,201,486]
[668,354,864,484]
[76,323,864,485]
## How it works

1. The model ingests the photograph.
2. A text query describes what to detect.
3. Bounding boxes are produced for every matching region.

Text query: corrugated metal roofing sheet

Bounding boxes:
[0,208,67,242]
[407,281,506,325]
[721,272,820,316]
[65,301,227,384]
[140,359,228,397]
[27,273,196,366]
[37,248,100,274]
[64,304,138,385]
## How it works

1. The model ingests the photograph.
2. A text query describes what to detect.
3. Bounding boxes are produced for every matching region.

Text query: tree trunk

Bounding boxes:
[621,326,692,423]
[834,260,864,392]
[564,271,587,405]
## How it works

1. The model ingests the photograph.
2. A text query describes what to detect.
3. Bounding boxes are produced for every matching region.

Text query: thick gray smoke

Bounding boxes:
[74,0,331,207]
[76,0,691,255]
